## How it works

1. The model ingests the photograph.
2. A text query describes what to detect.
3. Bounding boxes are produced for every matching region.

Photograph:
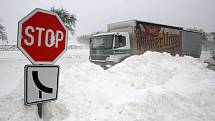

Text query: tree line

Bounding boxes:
[187,27,215,51]
[0,23,8,45]
[0,7,77,45]
[77,27,215,52]
[1,7,215,52]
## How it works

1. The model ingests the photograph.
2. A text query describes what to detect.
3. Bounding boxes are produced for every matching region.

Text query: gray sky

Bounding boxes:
[0,0,215,44]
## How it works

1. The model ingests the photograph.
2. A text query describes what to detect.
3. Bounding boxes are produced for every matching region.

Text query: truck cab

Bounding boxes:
[89,32,130,68]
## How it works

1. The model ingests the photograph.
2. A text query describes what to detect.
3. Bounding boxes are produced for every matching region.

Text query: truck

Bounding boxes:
[89,20,202,68]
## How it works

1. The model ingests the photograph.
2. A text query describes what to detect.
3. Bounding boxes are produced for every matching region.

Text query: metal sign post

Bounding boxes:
[37,103,43,118]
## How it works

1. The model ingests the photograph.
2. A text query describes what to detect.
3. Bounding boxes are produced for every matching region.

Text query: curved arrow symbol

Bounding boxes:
[32,71,53,93]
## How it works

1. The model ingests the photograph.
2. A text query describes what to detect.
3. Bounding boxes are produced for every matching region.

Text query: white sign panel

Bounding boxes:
[24,65,59,105]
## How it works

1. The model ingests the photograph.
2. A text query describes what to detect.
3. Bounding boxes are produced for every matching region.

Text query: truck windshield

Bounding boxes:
[90,35,113,49]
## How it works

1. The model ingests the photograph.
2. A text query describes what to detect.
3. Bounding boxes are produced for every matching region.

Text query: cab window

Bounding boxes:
[115,35,126,48]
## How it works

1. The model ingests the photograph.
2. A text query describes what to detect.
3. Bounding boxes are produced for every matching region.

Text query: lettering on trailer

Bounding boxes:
[135,24,181,53]
[135,31,181,51]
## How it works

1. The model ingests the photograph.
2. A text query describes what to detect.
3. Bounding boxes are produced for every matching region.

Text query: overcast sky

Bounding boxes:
[0,0,215,44]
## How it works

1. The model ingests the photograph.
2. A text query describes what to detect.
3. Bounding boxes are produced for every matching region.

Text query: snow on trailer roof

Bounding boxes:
[183,29,203,34]
[107,20,183,31]
[92,32,118,37]
[92,32,128,37]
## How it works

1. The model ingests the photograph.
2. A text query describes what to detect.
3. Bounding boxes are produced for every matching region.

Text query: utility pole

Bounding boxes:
[211,32,215,51]
[213,35,215,51]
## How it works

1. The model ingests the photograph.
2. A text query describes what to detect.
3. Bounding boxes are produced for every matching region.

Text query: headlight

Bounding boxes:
[106,64,112,68]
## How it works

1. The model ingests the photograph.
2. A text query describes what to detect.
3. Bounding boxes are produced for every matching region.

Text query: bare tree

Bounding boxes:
[0,22,9,45]
[50,7,77,35]
[210,32,215,50]
[0,24,4,33]
[77,31,104,45]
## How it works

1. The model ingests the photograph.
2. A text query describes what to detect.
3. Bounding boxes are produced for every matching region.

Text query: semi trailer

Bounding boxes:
[89,20,202,68]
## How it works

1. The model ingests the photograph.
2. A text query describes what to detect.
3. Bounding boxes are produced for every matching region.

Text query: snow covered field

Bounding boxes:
[0,49,215,121]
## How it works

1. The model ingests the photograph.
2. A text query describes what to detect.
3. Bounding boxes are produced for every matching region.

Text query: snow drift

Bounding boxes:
[1,51,215,121]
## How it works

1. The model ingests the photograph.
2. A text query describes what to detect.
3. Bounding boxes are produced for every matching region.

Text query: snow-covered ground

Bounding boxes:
[200,51,211,62]
[0,49,215,121]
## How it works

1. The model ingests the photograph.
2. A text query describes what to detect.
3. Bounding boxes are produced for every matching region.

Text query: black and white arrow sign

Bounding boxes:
[24,65,59,105]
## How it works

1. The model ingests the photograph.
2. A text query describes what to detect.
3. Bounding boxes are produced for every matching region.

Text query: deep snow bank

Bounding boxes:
[1,51,215,121]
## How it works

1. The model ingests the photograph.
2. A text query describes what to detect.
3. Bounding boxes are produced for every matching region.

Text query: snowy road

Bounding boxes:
[0,49,89,96]
[1,50,215,121]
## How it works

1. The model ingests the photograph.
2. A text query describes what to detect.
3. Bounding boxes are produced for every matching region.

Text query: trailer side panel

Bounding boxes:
[133,21,182,55]
[182,31,202,58]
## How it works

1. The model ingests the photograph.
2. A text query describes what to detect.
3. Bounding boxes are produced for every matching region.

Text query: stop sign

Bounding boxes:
[17,8,68,64]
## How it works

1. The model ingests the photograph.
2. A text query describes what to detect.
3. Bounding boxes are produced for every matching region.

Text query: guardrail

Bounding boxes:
[0,45,18,51]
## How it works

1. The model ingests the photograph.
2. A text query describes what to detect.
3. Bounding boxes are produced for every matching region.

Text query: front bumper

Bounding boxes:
[90,59,115,69]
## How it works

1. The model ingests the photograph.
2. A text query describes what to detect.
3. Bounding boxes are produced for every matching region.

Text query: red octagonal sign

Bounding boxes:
[17,8,68,64]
